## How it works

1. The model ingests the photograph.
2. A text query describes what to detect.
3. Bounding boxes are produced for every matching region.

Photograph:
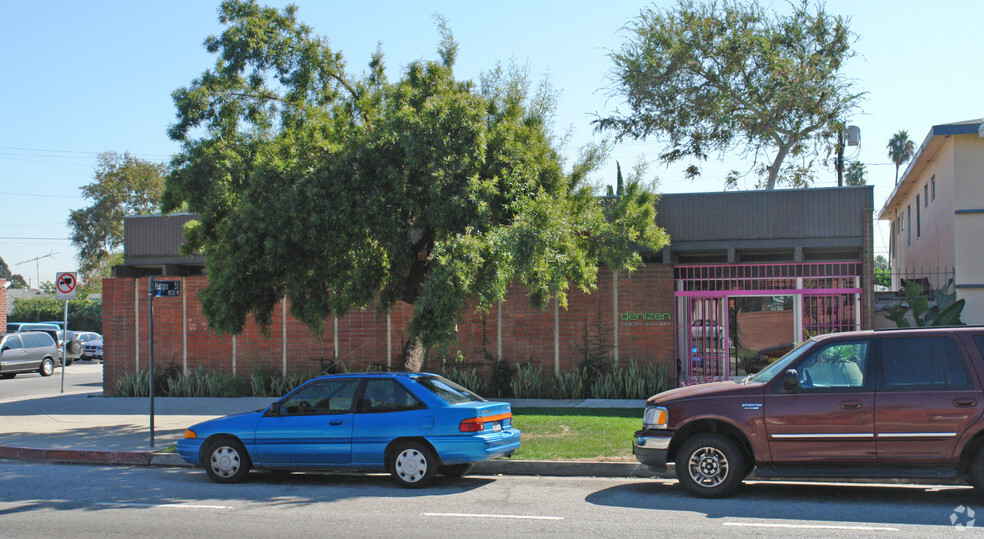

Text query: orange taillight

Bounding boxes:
[459,412,511,432]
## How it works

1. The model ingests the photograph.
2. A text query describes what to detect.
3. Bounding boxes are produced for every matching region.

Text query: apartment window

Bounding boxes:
[916,195,921,238]
[907,205,912,246]
[899,212,905,232]
[932,176,936,201]
[924,185,929,207]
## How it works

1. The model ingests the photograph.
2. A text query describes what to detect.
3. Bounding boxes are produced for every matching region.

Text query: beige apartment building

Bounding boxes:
[879,119,984,324]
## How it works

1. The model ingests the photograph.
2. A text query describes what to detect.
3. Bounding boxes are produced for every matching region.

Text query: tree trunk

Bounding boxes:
[765,140,795,190]
[398,335,425,372]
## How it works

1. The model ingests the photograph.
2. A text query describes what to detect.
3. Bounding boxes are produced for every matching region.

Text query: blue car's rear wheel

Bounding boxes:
[203,437,251,483]
[389,441,437,488]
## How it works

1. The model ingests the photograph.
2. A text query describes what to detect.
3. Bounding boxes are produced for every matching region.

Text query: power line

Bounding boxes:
[0,191,81,199]
[0,145,172,158]
[0,236,71,240]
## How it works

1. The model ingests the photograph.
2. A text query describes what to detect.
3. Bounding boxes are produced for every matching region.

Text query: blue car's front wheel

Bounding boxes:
[203,437,251,484]
[389,442,437,488]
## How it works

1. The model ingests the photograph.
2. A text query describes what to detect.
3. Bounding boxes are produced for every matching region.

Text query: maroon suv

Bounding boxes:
[634,327,984,497]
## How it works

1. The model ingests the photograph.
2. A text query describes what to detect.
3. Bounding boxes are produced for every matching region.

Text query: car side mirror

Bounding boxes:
[268,402,281,415]
[783,369,799,390]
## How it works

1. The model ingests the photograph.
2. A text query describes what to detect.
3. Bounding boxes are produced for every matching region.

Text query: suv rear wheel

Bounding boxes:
[969,448,984,497]
[677,433,745,498]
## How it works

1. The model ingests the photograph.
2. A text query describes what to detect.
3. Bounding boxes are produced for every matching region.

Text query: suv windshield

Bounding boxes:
[415,375,486,404]
[744,339,814,384]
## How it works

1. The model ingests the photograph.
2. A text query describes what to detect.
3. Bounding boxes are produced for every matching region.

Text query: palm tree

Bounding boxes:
[887,130,916,185]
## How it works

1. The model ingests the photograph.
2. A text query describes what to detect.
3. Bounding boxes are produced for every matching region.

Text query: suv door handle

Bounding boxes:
[840,401,863,409]
[954,399,977,408]
[329,420,344,425]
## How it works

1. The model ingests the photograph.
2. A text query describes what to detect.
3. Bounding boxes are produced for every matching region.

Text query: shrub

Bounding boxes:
[440,366,488,396]
[115,370,151,397]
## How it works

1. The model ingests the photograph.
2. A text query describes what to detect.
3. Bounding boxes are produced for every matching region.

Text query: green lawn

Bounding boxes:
[508,407,642,461]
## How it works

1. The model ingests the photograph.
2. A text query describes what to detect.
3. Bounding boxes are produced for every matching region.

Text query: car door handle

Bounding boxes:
[329,420,344,425]
[954,399,977,408]
[840,401,863,409]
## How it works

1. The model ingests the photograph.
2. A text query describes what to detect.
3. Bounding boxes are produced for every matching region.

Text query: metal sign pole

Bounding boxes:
[148,277,155,448]
[60,299,68,393]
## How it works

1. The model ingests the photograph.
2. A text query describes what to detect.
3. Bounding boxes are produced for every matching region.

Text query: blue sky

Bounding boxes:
[1,1,981,287]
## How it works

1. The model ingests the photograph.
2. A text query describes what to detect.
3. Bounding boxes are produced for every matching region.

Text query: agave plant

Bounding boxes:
[884,279,965,327]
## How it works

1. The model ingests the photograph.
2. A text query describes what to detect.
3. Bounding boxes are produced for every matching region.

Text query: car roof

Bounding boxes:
[811,325,984,342]
[309,372,435,381]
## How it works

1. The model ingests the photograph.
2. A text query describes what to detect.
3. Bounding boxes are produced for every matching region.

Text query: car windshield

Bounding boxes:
[415,375,486,404]
[743,339,814,384]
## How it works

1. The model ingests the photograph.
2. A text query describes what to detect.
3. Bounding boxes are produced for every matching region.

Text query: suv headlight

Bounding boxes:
[642,406,668,429]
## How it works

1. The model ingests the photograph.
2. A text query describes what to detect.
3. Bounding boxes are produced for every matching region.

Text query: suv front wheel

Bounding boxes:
[676,433,745,498]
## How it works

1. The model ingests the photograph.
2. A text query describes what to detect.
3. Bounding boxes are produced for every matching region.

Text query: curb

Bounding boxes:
[0,445,156,466]
[0,444,669,477]
[474,459,669,478]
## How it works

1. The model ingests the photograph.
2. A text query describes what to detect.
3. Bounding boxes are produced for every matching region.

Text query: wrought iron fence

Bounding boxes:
[878,267,955,294]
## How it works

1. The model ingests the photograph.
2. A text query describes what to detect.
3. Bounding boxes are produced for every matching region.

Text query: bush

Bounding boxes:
[166,368,249,397]
[113,358,669,400]
[115,370,151,397]
[440,366,488,396]
[249,366,317,397]
[9,293,102,332]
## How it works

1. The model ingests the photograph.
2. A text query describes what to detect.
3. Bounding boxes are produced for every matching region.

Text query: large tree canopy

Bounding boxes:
[596,0,864,189]
[164,1,668,370]
[69,152,166,276]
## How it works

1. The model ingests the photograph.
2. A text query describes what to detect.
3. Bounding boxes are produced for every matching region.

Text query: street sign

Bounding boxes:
[151,279,181,297]
[55,272,78,300]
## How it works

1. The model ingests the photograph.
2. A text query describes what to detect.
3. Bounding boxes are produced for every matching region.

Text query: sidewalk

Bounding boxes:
[0,392,662,478]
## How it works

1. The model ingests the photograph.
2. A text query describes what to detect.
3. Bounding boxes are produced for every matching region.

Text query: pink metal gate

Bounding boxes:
[675,262,862,385]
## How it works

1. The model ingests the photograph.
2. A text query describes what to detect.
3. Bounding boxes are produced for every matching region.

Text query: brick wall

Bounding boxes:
[862,208,875,330]
[102,265,676,393]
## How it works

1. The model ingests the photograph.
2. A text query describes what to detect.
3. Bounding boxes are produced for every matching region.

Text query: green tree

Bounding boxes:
[844,160,866,186]
[596,0,864,190]
[0,256,28,288]
[164,1,669,372]
[9,287,102,332]
[886,130,915,185]
[68,152,167,276]
[873,255,889,288]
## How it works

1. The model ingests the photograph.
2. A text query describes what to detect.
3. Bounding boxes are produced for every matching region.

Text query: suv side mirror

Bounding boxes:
[783,369,799,390]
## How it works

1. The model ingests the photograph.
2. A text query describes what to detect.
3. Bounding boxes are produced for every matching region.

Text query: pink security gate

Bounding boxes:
[675,262,862,385]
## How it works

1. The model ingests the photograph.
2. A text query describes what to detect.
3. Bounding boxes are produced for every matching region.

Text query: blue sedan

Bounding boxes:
[177,372,521,487]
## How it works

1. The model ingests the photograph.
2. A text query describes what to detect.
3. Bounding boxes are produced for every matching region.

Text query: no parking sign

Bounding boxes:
[55,272,77,300]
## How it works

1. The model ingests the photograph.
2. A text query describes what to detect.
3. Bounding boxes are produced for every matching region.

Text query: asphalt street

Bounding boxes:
[1,461,979,538]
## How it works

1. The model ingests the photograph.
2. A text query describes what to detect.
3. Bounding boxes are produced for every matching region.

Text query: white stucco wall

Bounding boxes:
[892,137,956,275]
[952,135,984,324]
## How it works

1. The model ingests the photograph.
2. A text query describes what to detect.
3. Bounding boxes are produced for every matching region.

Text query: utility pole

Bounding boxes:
[836,128,845,187]
[16,251,58,289]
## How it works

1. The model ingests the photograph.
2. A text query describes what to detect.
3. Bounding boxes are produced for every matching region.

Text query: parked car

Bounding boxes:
[690,319,724,341]
[633,326,984,498]
[79,333,103,361]
[0,331,60,378]
[177,372,521,487]
[13,323,79,365]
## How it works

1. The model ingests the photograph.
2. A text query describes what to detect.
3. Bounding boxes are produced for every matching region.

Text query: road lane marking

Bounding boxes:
[95,502,233,510]
[724,522,898,531]
[422,512,563,521]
